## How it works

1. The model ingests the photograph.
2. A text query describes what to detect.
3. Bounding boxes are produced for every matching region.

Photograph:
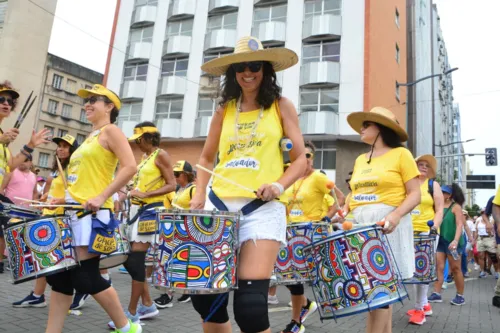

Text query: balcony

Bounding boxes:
[121,80,146,100]
[157,118,181,138]
[300,61,340,87]
[303,14,341,41]
[204,29,237,52]
[208,0,239,14]
[254,0,286,5]
[126,41,152,63]
[169,0,196,19]
[252,21,286,44]
[130,5,157,28]
[194,116,213,137]
[162,36,192,58]
[299,111,339,135]
[120,120,139,138]
[157,76,186,97]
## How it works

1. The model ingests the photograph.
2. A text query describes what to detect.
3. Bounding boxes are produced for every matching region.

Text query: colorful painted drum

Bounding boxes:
[0,202,41,221]
[99,225,130,269]
[303,225,407,320]
[145,243,156,267]
[403,234,437,284]
[153,209,239,294]
[4,216,77,284]
[273,222,330,285]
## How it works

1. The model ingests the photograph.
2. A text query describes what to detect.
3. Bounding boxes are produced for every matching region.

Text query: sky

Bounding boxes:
[46,0,500,207]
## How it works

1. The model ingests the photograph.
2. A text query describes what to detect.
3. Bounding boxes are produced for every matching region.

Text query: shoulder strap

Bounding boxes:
[274,99,284,130]
[428,179,434,197]
[189,186,195,200]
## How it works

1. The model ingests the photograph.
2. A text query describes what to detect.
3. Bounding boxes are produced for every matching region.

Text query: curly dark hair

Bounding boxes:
[0,80,18,110]
[219,62,281,109]
[135,121,160,146]
[448,183,465,206]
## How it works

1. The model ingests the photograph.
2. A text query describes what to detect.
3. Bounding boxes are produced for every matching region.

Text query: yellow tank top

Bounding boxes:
[43,171,65,216]
[0,140,11,185]
[67,126,118,209]
[411,179,435,232]
[173,184,196,209]
[213,99,284,202]
[163,191,175,209]
[132,149,165,205]
[322,194,335,216]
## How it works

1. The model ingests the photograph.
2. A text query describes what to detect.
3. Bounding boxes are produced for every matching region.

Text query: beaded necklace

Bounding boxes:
[233,96,264,157]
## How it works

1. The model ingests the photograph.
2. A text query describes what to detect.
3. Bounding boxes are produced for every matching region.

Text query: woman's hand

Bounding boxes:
[39,192,49,202]
[382,211,402,234]
[448,239,458,251]
[0,128,19,144]
[256,184,280,202]
[190,191,206,210]
[49,198,66,206]
[129,190,148,199]
[84,195,106,212]
[28,128,51,148]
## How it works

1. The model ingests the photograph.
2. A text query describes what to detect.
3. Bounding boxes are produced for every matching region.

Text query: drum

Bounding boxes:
[99,225,130,269]
[145,242,156,267]
[0,202,41,221]
[153,209,239,294]
[403,234,438,284]
[3,216,77,284]
[303,225,407,320]
[273,222,330,285]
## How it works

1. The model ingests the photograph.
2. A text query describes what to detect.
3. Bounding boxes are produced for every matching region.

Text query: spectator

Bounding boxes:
[36,176,46,198]
[0,158,38,205]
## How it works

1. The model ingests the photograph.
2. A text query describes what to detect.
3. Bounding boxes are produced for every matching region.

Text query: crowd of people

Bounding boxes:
[0,35,498,333]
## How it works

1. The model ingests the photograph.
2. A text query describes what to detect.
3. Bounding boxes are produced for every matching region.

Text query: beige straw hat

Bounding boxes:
[415,155,437,179]
[201,36,298,76]
[347,107,408,142]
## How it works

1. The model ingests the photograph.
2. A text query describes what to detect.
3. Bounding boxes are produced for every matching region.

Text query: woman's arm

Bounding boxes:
[145,150,176,197]
[8,129,51,171]
[39,176,53,201]
[0,172,12,195]
[452,204,465,244]
[384,177,421,232]
[334,187,345,207]
[432,181,445,229]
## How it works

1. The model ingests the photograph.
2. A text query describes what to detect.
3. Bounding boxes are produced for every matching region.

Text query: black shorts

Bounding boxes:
[0,216,8,237]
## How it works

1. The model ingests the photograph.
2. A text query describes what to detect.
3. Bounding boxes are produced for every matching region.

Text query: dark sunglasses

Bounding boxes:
[305,152,314,160]
[0,96,14,107]
[362,121,375,129]
[83,96,106,105]
[174,171,181,178]
[232,61,263,73]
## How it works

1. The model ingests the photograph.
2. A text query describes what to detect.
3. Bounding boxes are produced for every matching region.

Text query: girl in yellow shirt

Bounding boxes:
[347,107,421,333]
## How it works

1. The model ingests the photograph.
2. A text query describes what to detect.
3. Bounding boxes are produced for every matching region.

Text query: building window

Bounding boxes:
[302,41,340,65]
[129,26,154,43]
[395,8,400,28]
[311,141,337,170]
[202,51,232,75]
[197,97,218,118]
[44,126,54,136]
[52,74,63,89]
[76,134,86,145]
[300,88,339,113]
[48,99,59,114]
[58,129,68,138]
[396,43,400,63]
[207,12,238,33]
[80,109,87,122]
[396,81,400,101]
[62,104,72,118]
[135,0,157,6]
[304,0,341,19]
[66,79,76,94]
[85,84,92,90]
[161,58,189,77]
[123,63,148,81]
[166,19,193,37]
[38,153,50,168]
[118,103,142,128]
[155,98,183,120]
[253,4,287,25]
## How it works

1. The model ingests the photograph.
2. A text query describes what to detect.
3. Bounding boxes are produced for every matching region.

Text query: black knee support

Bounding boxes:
[71,257,111,295]
[287,284,305,296]
[488,252,499,264]
[123,251,147,282]
[191,293,229,324]
[233,279,270,333]
[46,269,74,296]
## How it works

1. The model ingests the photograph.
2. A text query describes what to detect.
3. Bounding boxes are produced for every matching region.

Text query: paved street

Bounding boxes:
[1,265,499,333]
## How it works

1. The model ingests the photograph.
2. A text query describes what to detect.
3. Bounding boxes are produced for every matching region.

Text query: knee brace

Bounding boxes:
[233,279,270,333]
[71,257,111,295]
[123,251,147,282]
[488,252,499,264]
[46,270,74,296]
[287,284,305,296]
[191,294,229,324]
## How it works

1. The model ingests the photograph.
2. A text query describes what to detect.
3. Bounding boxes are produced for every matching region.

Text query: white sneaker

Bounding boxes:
[268,294,279,305]
[474,263,480,271]
[442,282,448,290]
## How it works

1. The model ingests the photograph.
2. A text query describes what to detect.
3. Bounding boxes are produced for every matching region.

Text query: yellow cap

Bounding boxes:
[77,84,121,110]
[52,134,79,148]
[0,86,19,99]
[128,126,159,141]
[173,160,193,173]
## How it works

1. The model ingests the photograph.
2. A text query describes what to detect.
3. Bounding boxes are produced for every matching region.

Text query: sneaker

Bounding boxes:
[177,294,191,303]
[146,277,152,283]
[495,272,499,279]
[493,296,500,308]
[288,301,292,307]
[281,320,305,333]
[464,272,470,278]
[408,309,426,325]
[12,292,47,308]
[450,294,465,306]
[446,275,453,283]
[0,261,4,273]
[428,293,442,303]
[299,299,318,323]
[137,303,159,320]
[70,292,90,310]
[407,304,432,316]
[108,311,140,330]
[480,271,487,278]
[118,267,128,274]
[442,282,448,289]
[111,320,142,333]
[474,263,480,271]
[268,294,279,305]
[154,294,173,309]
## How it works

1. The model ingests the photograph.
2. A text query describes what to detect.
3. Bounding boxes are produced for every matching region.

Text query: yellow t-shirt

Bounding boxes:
[411,179,435,232]
[0,141,11,185]
[43,171,65,216]
[322,194,335,216]
[212,99,285,203]
[163,191,175,209]
[349,147,420,210]
[172,184,196,209]
[131,149,165,205]
[493,186,500,206]
[285,171,331,223]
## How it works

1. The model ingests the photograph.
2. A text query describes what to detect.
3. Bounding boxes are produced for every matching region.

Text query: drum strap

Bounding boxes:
[208,189,268,215]
[126,202,162,226]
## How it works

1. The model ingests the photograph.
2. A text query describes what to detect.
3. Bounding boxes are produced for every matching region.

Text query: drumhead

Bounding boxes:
[157,209,240,220]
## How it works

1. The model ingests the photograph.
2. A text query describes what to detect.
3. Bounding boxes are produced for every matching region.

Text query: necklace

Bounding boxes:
[233,96,264,157]
[133,148,160,189]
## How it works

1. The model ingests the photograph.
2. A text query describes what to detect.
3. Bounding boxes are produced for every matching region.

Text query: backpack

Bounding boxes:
[428,179,434,198]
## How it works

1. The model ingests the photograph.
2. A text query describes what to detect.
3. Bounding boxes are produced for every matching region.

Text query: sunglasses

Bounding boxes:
[306,152,314,160]
[232,61,263,73]
[0,96,14,107]
[174,171,181,178]
[362,121,375,129]
[83,96,106,105]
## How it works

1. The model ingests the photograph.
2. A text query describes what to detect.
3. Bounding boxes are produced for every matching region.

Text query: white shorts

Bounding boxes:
[67,209,113,247]
[204,196,287,248]
[127,204,156,244]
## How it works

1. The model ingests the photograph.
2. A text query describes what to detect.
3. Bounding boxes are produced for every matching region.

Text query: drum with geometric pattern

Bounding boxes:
[403,234,437,284]
[4,216,77,284]
[153,209,239,294]
[303,225,407,320]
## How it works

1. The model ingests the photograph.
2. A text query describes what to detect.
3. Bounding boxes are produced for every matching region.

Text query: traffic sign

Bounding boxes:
[466,175,496,189]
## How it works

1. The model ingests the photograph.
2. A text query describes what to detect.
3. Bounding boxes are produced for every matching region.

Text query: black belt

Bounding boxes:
[479,235,493,239]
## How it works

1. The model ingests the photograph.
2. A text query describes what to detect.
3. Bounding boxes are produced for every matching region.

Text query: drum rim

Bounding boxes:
[10,259,79,284]
[303,225,383,250]
[157,208,240,218]
[287,222,330,227]
[4,215,66,228]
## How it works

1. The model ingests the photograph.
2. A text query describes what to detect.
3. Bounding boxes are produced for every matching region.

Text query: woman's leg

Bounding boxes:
[448,253,464,295]
[125,241,150,315]
[479,251,486,272]
[35,277,48,296]
[46,290,73,333]
[286,285,307,323]
[433,252,447,293]
[366,307,392,333]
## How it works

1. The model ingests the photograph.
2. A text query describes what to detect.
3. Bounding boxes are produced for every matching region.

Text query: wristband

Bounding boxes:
[321,216,332,223]
[23,144,34,153]
[20,150,31,161]
[271,182,284,195]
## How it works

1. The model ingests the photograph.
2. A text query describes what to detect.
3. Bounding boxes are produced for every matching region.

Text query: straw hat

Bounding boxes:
[415,154,437,179]
[347,107,408,142]
[201,36,298,76]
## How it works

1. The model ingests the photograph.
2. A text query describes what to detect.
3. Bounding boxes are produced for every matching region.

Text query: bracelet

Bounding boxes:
[23,144,34,153]
[271,182,284,195]
[20,150,31,161]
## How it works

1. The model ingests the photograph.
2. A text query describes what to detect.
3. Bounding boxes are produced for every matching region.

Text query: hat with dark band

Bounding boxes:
[347,107,408,142]
[52,134,79,149]
[128,126,159,142]
[173,160,193,173]
[0,86,19,99]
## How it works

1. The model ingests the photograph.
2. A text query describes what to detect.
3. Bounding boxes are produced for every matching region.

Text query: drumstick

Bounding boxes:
[172,203,183,209]
[196,164,257,194]
[30,204,84,208]
[14,197,43,204]
[56,156,68,189]
[12,91,33,129]
[15,95,37,129]
[326,181,344,218]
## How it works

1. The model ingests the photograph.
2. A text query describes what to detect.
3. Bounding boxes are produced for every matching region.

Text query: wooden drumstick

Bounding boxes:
[326,181,344,218]
[56,156,68,189]
[30,204,84,208]
[14,197,43,204]
[196,164,257,195]
[172,203,183,209]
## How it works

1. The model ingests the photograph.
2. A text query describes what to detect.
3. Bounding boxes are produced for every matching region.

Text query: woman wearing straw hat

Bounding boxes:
[405,154,444,325]
[347,107,421,333]
[44,84,141,333]
[190,36,306,333]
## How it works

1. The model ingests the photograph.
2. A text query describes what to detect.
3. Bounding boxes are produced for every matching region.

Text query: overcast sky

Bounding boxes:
[46,0,499,207]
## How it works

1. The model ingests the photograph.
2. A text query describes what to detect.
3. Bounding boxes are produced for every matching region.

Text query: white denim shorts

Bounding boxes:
[204,196,287,248]
[127,204,156,244]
